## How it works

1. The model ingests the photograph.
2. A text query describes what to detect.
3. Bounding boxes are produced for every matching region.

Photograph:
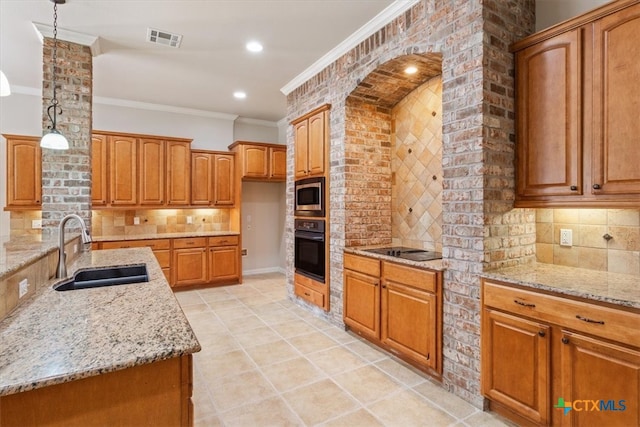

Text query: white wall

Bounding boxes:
[233,118,279,143]
[535,0,609,31]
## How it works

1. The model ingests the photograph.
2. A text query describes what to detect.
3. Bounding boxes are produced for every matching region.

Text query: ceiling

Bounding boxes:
[0,0,610,124]
[0,0,398,123]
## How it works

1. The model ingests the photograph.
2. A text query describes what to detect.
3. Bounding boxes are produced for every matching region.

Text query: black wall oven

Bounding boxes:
[294,176,324,217]
[294,219,325,283]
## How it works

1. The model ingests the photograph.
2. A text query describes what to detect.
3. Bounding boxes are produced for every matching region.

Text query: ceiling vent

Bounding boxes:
[146,28,182,48]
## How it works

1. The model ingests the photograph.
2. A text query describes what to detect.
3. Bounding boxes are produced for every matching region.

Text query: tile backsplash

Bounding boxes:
[536,208,640,275]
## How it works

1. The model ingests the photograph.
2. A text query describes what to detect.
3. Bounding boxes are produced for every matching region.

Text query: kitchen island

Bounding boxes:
[0,246,200,426]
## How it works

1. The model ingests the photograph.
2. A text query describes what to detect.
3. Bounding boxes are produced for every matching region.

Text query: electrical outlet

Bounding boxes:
[560,229,573,247]
[19,278,29,298]
[31,219,42,229]
[134,216,140,225]
[186,216,193,224]
[241,248,248,256]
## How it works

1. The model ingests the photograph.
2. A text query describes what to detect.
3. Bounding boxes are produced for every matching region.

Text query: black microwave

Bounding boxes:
[294,176,325,217]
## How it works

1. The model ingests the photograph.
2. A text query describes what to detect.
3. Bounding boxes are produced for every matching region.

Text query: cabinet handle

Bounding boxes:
[576,315,605,325]
[513,299,536,308]
[304,292,311,297]
[593,184,601,190]
[570,185,577,191]
[562,336,569,344]
[186,242,194,245]
[538,330,546,337]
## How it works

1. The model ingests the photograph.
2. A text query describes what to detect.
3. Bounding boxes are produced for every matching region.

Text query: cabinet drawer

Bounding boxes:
[344,253,380,277]
[483,281,640,347]
[295,282,325,307]
[173,237,207,249]
[208,235,239,247]
[101,239,171,250]
[383,261,437,293]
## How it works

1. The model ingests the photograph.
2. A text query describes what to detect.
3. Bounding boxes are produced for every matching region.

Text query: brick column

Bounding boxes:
[41,38,93,234]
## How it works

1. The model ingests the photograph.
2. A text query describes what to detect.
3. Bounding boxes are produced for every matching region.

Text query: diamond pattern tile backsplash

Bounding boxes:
[391,76,443,252]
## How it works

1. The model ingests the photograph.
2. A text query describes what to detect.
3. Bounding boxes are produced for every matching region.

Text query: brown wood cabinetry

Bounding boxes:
[343,252,442,378]
[294,272,328,310]
[228,141,286,181]
[166,140,191,206]
[100,239,172,283]
[139,138,166,205]
[481,279,640,426]
[3,134,41,209]
[292,105,329,179]
[91,133,108,206]
[172,237,208,287]
[190,150,235,206]
[208,235,240,284]
[513,1,640,207]
[109,134,138,206]
[1,355,194,427]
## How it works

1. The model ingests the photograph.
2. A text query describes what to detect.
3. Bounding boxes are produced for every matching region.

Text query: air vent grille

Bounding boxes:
[146,28,182,48]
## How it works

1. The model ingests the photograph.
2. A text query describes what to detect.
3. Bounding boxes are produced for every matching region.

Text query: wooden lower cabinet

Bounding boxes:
[343,252,442,378]
[208,236,240,284]
[294,273,327,309]
[0,355,194,427]
[481,279,640,426]
[173,238,208,287]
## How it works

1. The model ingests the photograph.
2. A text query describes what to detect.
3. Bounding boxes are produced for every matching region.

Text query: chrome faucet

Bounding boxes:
[56,214,92,279]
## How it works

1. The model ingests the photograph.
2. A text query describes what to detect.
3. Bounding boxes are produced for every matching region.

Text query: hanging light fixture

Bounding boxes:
[0,70,10,97]
[41,0,69,150]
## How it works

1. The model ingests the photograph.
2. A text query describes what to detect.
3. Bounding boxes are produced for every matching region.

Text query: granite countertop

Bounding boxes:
[92,230,240,242]
[0,247,201,397]
[344,246,445,271]
[483,262,640,311]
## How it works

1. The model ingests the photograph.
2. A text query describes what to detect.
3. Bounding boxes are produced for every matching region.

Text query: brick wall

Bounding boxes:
[286,0,535,407]
[41,38,93,233]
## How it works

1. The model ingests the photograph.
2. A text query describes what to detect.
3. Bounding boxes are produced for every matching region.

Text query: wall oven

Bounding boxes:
[294,219,325,283]
[294,176,325,217]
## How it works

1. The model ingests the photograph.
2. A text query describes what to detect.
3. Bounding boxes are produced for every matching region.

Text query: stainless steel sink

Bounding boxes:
[363,247,442,262]
[54,264,149,291]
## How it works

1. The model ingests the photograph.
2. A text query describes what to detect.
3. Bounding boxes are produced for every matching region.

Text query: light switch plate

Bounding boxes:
[560,229,573,246]
[31,219,42,229]
[19,279,29,298]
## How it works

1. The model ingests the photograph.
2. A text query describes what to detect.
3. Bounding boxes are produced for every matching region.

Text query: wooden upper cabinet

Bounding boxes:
[213,153,234,206]
[515,29,581,200]
[109,135,137,206]
[229,141,286,182]
[190,151,213,206]
[293,105,329,179]
[139,138,165,205]
[166,140,191,206]
[591,3,640,197]
[513,1,640,207]
[4,134,41,209]
[91,134,108,207]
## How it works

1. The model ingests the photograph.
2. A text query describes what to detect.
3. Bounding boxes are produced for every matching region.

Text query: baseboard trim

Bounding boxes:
[243,266,286,276]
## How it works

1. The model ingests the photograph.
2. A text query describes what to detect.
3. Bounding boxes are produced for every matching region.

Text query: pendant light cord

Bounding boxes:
[50,1,59,122]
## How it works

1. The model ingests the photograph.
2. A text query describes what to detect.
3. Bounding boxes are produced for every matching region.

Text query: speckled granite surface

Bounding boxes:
[344,246,445,271]
[0,233,79,280]
[483,262,640,310]
[0,247,201,396]
[92,230,239,242]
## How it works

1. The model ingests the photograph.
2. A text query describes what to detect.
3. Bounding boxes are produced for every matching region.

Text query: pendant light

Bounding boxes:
[0,71,10,97]
[41,0,69,150]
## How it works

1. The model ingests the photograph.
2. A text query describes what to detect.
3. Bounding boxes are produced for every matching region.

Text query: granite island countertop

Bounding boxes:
[483,262,640,311]
[0,247,201,396]
[92,230,239,242]
[344,246,445,271]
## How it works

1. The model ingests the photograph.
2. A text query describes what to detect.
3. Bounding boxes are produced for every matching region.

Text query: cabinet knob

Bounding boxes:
[561,336,569,345]
[593,184,601,190]
[538,330,546,337]
[570,185,577,191]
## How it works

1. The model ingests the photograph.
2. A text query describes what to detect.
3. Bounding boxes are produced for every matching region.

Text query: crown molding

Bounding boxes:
[32,22,102,56]
[280,0,420,95]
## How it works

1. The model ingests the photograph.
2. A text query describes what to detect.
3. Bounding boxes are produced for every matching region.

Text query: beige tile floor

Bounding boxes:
[175,272,512,427]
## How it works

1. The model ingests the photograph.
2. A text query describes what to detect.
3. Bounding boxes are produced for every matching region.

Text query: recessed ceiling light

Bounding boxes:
[404,66,418,75]
[246,41,263,53]
[233,91,247,99]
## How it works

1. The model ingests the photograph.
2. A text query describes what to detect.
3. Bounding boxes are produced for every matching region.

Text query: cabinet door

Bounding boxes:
[166,141,191,206]
[343,269,380,340]
[109,135,137,205]
[591,4,640,196]
[307,111,325,177]
[242,145,268,179]
[214,154,235,206]
[515,29,581,200]
[91,134,108,206]
[381,280,436,368]
[191,152,213,205]
[294,120,309,178]
[269,146,287,180]
[139,138,165,206]
[172,247,207,287]
[559,331,639,427]
[481,309,550,425]
[208,245,239,283]
[6,136,41,208]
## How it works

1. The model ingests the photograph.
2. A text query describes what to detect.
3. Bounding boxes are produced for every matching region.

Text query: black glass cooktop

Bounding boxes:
[363,246,442,262]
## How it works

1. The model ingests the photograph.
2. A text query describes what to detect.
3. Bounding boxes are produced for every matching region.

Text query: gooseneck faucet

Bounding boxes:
[56,214,92,279]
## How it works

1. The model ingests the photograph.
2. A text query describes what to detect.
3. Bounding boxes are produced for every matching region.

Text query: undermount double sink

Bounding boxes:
[363,246,442,262]
[54,264,149,291]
